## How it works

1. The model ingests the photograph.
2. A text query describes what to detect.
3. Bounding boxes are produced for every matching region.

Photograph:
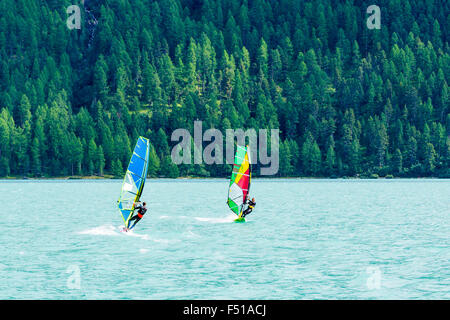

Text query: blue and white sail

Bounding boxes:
[117,136,150,228]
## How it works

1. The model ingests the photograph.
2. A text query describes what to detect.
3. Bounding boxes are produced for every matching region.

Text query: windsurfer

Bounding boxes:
[241,197,255,218]
[127,201,148,230]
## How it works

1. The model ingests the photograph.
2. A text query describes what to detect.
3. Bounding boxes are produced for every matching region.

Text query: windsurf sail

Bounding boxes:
[227,145,252,217]
[117,136,150,228]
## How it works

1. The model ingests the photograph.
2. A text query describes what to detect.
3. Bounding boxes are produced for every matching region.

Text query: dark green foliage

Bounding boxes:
[0,0,448,178]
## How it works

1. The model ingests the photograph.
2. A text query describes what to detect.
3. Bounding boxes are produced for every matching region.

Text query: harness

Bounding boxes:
[136,207,147,219]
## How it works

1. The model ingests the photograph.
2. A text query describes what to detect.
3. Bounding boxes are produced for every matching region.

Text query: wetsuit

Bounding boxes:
[241,199,256,218]
[128,204,147,229]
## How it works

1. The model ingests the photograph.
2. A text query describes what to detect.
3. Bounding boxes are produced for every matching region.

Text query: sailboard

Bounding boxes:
[227,144,252,222]
[117,136,150,229]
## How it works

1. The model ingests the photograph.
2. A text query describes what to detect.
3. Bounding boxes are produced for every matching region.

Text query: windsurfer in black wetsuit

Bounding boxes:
[127,201,147,230]
[241,197,256,218]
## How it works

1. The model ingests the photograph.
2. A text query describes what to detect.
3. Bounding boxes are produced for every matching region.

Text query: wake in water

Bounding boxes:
[77,224,150,240]
[194,214,237,223]
[119,226,150,240]
[159,215,191,220]
[158,213,239,224]
[77,225,119,236]
[77,224,180,244]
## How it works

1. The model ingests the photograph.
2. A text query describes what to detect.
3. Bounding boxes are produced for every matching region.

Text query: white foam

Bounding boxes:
[186,229,200,238]
[77,225,119,236]
[139,248,149,253]
[194,215,236,223]
[151,238,171,244]
[159,215,189,219]
[121,228,150,240]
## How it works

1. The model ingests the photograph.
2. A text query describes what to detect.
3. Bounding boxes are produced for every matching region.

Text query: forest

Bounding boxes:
[0,0,448,178]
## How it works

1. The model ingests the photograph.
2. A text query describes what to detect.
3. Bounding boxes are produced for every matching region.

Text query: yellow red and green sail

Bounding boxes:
[117,136,150,228]
[227,145,252,217]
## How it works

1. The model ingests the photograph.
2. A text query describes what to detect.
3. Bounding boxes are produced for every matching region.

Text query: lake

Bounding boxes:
[0,179,449,299]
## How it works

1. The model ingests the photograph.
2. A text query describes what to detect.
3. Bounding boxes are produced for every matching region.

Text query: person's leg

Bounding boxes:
[130,218,141,229]
[127,215,137,228]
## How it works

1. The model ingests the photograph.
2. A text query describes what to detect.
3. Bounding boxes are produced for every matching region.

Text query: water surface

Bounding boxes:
[0,179,449,299]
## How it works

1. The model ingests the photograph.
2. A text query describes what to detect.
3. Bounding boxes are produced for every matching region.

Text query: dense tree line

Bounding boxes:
[0,0,448,178]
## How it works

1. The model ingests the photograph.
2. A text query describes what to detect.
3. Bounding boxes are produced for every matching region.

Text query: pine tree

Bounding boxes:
[148,145,161,177]
[96,146,106,176]
[392,148,403,175]
[423,143,437,173]
[279,140,293,177]
[161,155,179,178]
[111,159,123,178]
[325,144,336,175]
[0,118,10,176]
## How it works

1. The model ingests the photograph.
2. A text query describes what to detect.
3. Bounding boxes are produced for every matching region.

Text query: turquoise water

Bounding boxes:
[0,179,449,299]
